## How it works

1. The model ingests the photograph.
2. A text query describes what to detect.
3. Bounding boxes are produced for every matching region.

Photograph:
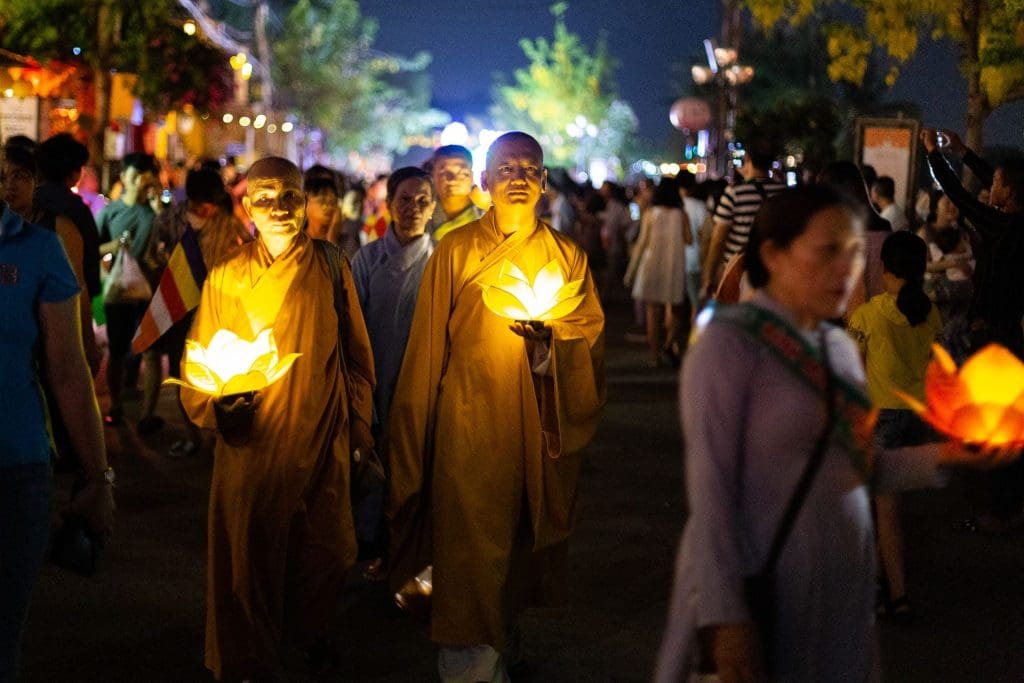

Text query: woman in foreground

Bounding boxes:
[655,186,1012,683]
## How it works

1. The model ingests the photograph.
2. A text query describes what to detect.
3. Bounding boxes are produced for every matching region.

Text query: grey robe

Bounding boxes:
[656,291,944,682]
[351,227,433,426]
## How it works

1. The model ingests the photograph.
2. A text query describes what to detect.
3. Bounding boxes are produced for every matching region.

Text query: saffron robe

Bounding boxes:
[387,210,606,651]
[181,233,375,680]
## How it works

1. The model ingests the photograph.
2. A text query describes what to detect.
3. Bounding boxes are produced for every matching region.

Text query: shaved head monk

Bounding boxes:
[180,156,375,681]
[387,132,606,681]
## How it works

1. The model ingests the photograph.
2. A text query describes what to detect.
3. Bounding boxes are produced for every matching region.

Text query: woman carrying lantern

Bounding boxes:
[655,186,1014,683]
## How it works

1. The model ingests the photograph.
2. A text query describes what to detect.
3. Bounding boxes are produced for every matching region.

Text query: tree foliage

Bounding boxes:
[0,0,232,111]
[490,3,637,170]
[0,0,233,165]
[271,0,447,158]
[725,13,917,163]
[741,0,1024,150]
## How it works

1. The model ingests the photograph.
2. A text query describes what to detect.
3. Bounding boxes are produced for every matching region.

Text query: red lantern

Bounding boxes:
[669,97,711,132]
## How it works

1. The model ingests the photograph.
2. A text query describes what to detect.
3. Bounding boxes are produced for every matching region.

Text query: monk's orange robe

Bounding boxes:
[181,233,374,680]
[387,210,606,651]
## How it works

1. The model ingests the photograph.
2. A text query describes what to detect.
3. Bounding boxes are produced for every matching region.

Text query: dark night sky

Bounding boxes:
[360,0,1024,156]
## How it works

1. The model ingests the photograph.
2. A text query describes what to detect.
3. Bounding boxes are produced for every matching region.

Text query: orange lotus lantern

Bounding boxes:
[481,259,585,324]
[165,328,300,397]
[897,344,1024,447]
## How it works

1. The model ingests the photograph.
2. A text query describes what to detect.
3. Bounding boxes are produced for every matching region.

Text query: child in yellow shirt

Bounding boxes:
[848,231,942,622]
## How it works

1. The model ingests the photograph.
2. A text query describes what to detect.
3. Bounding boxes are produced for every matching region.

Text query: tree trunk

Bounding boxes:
[91,0,119,189]
[255,2,273,112]
[962,0,989,190]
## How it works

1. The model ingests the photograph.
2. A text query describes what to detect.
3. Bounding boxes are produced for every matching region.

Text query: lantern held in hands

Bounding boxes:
[481,259,585,325]
[897,344,1024,448]
[166,328,301,397]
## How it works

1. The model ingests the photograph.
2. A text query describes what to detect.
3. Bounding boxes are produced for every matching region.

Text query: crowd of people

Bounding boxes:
[2,120,1023,683]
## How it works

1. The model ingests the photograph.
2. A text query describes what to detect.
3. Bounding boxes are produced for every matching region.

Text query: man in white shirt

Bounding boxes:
[872,176,909,231]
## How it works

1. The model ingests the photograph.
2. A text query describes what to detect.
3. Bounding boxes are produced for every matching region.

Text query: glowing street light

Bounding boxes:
[183,20,197,36]
[692,37,753,177]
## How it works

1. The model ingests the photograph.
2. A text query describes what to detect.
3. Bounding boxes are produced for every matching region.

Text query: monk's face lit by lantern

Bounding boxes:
[243,157,306,239]
[482,133,547,211]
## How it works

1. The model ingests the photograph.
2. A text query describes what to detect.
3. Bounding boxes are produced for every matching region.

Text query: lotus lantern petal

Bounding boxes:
[897,344,1024,448]
[166,328,301,397]
[481,259,585,322]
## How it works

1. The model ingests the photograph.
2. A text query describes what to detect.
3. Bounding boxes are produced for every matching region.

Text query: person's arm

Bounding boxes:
[703,189,735,293]
[702,217,731,292]
[623,211,652,287]
[38,296,114,535]
[682,325,764,677]
[941,129,996,188]
[922,130,1008,240]
[681,208,693,246]
[54,216,101,375]
[961,150,995,189]
[96,207,121,256]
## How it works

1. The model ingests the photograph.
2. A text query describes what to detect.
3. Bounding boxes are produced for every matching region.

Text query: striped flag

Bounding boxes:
[131,225,207,354]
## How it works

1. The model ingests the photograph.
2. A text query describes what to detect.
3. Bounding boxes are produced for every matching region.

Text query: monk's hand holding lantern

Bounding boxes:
[482,259,585,341]
[166,328,300,445]
[897,344,1024,459]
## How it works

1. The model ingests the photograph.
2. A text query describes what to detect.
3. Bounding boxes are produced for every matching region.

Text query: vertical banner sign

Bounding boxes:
[0,97,40,141]
[855,118,920,212]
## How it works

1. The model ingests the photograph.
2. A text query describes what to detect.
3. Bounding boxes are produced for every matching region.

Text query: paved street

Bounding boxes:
[21,293,1024,682]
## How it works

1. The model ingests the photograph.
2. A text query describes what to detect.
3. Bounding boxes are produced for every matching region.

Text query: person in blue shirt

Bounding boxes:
[0,200,114,681]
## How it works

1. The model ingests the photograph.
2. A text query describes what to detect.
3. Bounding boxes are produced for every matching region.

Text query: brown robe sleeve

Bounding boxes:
[180,264,224,431]
[530,243,606,549]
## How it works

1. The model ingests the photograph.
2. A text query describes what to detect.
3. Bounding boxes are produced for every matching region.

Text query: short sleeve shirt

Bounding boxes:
[97,199,156,279]
[0,205,80,466]
[714,177,786,265]
[847,292,942,409]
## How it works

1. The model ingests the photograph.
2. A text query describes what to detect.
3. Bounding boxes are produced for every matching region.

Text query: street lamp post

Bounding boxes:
[691,38,753,178]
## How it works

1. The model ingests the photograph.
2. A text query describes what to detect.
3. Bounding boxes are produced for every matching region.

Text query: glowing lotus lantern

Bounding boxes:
[166,328,301,397]
[897,344,1024,448]
[481,259,585,323]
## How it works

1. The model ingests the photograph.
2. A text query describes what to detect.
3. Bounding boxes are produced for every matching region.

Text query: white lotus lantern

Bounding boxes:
[481,259,585,324]
[166,328,301,397]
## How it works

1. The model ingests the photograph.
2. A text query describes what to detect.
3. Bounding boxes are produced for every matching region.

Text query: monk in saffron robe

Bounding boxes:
[181,157,374,681]
[387,132,606,682]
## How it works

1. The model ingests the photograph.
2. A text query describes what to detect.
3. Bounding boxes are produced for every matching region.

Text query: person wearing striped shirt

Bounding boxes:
[702,147,785,295]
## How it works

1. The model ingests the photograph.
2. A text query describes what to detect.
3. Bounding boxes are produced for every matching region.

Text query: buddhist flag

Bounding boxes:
[131,225,207,354]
